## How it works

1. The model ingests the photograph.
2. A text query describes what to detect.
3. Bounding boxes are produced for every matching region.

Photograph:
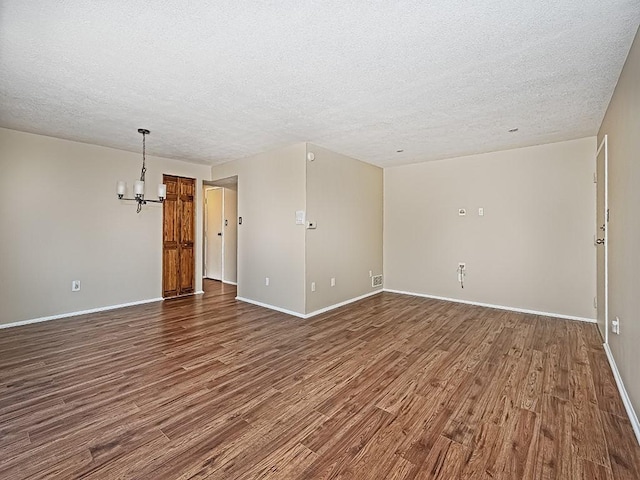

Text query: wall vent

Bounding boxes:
[372,274,383,288]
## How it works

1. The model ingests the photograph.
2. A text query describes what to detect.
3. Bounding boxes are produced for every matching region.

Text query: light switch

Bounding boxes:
[478,207,484,216]
[295,210,305,225]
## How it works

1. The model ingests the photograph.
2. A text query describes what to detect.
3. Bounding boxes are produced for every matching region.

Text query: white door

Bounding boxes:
[595,135,608,344]
[205,188,223,280]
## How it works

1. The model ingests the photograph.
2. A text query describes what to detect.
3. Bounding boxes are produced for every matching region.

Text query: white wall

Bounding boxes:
[598,26,640,427]
[305,144,383,313]
[0,128,211,325]
[384,137,597,319]
[210,144,307,315]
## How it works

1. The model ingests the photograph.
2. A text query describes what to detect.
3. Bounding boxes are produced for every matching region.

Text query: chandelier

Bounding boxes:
[116,129,166,213]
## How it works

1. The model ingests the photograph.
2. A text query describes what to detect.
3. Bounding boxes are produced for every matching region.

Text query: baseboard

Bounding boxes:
[304,289,383,318]
[603,343,640,445]
[0,297,164,330]
[236,288,383,319]
[383,289,596,323]
[235,297,306,318]
[203,276,236,286]
[195,290,205,295]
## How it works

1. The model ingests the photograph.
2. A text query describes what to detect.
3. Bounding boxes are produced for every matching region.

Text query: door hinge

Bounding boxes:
[593,172,597,183]
[593,297,597,309]
[606,208,610,222]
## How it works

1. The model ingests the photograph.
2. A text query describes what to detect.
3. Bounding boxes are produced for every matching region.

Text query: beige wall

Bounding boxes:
[305,144,383,313]
[0,128,211,325]
[210,144,307,314]
[223,187,238,284]
[598,27,640,423]
[384,137,597,319]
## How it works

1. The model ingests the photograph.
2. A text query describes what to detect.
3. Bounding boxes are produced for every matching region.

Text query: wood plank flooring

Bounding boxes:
[1,280,639,479]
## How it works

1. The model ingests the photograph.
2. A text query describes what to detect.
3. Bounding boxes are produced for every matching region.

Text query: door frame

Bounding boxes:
[202,177,239,287]
[596,134,609,345]
[204,186,224,281]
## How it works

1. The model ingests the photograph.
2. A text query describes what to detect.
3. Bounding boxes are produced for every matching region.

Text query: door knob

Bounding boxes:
[217,232,222,236]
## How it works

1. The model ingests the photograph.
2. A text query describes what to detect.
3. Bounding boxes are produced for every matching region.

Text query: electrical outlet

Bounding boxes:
[612,316,620,334]
[71,280,81,292]
[311,282,316,292]
[331,277,336,287]
[457,264,466,288]
[265,277,270,286]
[369,270,372,278]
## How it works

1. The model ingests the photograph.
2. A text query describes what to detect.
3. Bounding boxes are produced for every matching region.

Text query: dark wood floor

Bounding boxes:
[1,280,639,479]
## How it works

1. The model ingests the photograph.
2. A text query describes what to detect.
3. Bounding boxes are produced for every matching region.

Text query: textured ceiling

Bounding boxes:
[1,1,639,167]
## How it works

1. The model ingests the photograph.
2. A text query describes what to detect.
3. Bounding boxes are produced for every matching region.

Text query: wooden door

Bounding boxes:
[163,175,195,298]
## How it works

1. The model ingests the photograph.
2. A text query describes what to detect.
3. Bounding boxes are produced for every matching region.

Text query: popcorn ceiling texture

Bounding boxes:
[0,1,638,167]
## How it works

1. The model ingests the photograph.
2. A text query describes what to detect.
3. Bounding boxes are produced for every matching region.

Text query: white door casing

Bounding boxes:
[595,135,608,344]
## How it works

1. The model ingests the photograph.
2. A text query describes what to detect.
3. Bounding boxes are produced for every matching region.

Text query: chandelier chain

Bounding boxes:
[140,131,147,183]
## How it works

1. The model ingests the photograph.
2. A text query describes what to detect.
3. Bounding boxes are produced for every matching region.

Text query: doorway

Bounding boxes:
[205,188,223,280]
[595,135,608,344]
[203,177,238,286]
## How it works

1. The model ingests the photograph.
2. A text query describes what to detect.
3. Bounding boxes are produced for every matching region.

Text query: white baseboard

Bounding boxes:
[304,289,383,318]
[383,289,596,323]
[0,297,164,330]
[203,276,237,286]
[236,288,383,319]
[603,343,640,445]
[235,297,306,318]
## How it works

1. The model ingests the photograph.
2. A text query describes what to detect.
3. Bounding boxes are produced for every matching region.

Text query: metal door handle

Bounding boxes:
[595,238,605,245]
[217,232,222,236]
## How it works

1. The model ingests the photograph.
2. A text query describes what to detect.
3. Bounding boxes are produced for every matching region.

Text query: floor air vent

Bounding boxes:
[372,274,383,288]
